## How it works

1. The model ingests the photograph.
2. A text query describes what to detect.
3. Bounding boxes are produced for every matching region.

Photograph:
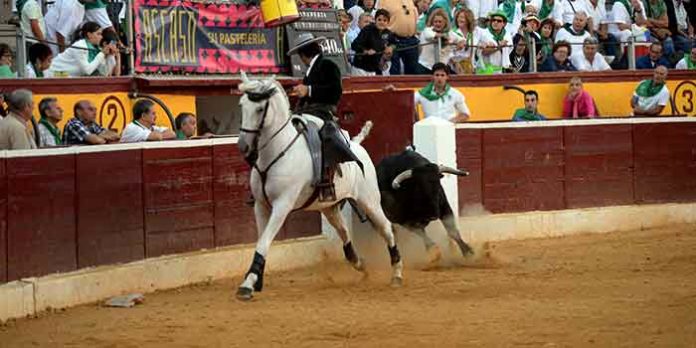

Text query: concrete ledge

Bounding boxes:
[459,203,696,243]
[1,236,339,322]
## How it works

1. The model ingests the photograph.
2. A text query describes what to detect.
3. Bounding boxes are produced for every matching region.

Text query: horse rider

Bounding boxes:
[288,33,362,202]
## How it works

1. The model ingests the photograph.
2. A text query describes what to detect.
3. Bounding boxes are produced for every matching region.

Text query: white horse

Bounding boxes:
[235,73,404,300]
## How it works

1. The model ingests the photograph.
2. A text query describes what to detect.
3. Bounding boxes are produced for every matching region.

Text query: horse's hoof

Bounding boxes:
[351,258,366,272]
[390,276,403,288]
[236,287,254,301]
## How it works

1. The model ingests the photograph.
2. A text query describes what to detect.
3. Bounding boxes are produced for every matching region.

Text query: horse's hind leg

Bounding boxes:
[236,201,293,301]
[322,205,365,271]
[357,198,404,287]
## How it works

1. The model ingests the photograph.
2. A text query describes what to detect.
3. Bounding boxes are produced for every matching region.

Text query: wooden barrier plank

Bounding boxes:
[213,144,257,247]
[76,150,145,268]
[564,125,634,208]
[282,211,321,240]
[0,158,6,283]
[482,127,565,213]
[633,123,696,203]
[7,155,77,280]
[143,147,214,258]
[456,129,483,211]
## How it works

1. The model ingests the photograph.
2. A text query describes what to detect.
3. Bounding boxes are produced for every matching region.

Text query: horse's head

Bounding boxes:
[237,72,289,166]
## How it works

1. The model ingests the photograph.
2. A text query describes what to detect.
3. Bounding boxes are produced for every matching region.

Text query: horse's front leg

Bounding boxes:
[236,200,293,301]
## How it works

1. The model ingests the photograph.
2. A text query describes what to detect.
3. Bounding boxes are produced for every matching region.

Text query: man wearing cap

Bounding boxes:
[479,11,513,74]
[288,33,362,201]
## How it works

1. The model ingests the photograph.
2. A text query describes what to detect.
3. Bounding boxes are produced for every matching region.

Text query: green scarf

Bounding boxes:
[488,26,507,42]
[539,36,552,56]
[685,53,696,69]
[84,0,107,10]
[86,40,99,63]
[501,0,524,24]
[16,0,28,18]
[635,79,665,97]
[539,0,554,19]
[39,118,62,145]
[176,130,187,140]
[562,23,586,36]
[32,62,43,78]
[513,108,544,121]
[644,0,665,18]
[418,82,451,101]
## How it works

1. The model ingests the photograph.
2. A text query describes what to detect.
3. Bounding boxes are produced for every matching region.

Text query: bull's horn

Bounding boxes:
[439,165,469,176]
[240,71,249,83]
[392,169,414,189]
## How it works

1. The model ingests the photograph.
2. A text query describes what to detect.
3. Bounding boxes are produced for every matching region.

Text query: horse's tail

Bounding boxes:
[351,120,373,145]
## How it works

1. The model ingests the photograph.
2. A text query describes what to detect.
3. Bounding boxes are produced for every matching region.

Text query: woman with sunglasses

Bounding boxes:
[0,44,15,78]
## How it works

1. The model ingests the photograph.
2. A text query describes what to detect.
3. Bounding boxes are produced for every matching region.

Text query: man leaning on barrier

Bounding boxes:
[631,65,670,116]
[0,89,37,150]
[37,97,64,147]
[121,100,176,143]
[63,100,120,145]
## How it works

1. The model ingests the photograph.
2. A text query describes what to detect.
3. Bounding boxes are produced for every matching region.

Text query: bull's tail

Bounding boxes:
[351,120,373,145]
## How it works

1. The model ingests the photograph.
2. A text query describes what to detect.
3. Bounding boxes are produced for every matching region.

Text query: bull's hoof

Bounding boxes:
[236,287,254,301]
[426,245,442,267]
[390,276,403,288]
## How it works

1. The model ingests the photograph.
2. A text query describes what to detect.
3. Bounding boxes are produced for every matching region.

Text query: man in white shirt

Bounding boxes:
[19,0,46,42]
[631,65,670,116]
[44,0,86,55]
[607,0,647,44]
[571,37,612,70]
[121,100,176,142]
[414,63,470,123]
[675,46,695,70]
[552,0,592,27]
[479,11,513,73]
[555,11,592,58]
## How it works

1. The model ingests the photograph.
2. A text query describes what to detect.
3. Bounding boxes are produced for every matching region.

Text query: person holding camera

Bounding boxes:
[45,21,118,77]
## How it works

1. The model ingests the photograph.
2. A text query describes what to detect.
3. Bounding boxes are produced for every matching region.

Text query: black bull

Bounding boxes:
[376,150,474,258]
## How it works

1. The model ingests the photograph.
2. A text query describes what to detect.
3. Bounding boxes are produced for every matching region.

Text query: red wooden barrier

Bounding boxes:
[76,149,145,268]
[456,129,483,210]
[0,158,6,283]
[7,154,77,281]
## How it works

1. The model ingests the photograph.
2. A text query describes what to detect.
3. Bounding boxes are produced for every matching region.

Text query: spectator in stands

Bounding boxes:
[0,94,6,117]
[540,41,578,71]
[675,46,696,69]
[498,0,539,35]
[37,97,63,147]
[0,89,37,150]
[84,0,116,35]
[608,0,647,49]
[348,0,376,30]
[512,90,546,121]
[338,10,353,54]
[538,0,558,22]
[413,62,470,123]
[563,76,597,118]
[555,11,592,58]
[450,8,484,74]
[379,0,419,74]
[636,41,671,69]
[175,112,213,140]
[415,0,432,32]
[19,0,46,43]
[508,34,531,73]
[587,0,619,59]
[538,18,556,59]
[418,8,461,74]
[673,0,692,54]
[631,65,670,116]
[46,21,119,77]
[643,0,675,56]
[351,9,395,75]
[97,31,121,76]
[44,0,87,55]
[469,0,498,26]
[479,11,513,74]
[553,0,592,27]
[63,100,120,145]
[0,44,14,78]
[26,43,53,78]
[571,37,612,70]
[121,100,176,142]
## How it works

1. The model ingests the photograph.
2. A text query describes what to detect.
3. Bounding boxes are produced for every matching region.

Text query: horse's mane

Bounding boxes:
[239,77,291,113]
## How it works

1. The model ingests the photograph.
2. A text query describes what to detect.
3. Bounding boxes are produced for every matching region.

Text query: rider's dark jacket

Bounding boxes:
[298,54,342,114]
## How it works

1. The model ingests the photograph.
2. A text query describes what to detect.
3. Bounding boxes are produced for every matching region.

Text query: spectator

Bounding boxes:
[469,0,498,26]
[418,8,461,74]
[540,41,578,71]
[175,112,212,140]
[63,100,120,145]
[563,76,597,118]
[46,22,119,77]
[643,0,675,56]
[347,13,374,57]
[479,11,513,74]
[351,9,395,75]
[348,0,376,30]
[338,10,353,54]
[673,0,692,54]
[0,44,14,78]
[37,97,63,147]
[84,0,116,34]
[512,90,546,121]
[675,46,696,69]
[121,100,176,142]
[631,65,669,116]
[553,0,592,26]
[538,18,556,59]
[608,0,647,47]
[555,11,592,58]
[18,0,46,43]
[450,8,484,74]
[498,0,540,35]
[0,93,7,117]
[413,62,470,123]
[571,37,612,71]
[44,0,87,55]
[508,34,531,73]
[636,41,671,69]
[26,43,53,78]
[415,0,432,32]
[379,0,419,74]
[587,0,619,59]
[97,30,121,76]
[538,0,558,21]
[0,89,37,150]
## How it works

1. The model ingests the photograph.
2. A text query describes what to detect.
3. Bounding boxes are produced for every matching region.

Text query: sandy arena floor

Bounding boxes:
[1,224,696,347]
